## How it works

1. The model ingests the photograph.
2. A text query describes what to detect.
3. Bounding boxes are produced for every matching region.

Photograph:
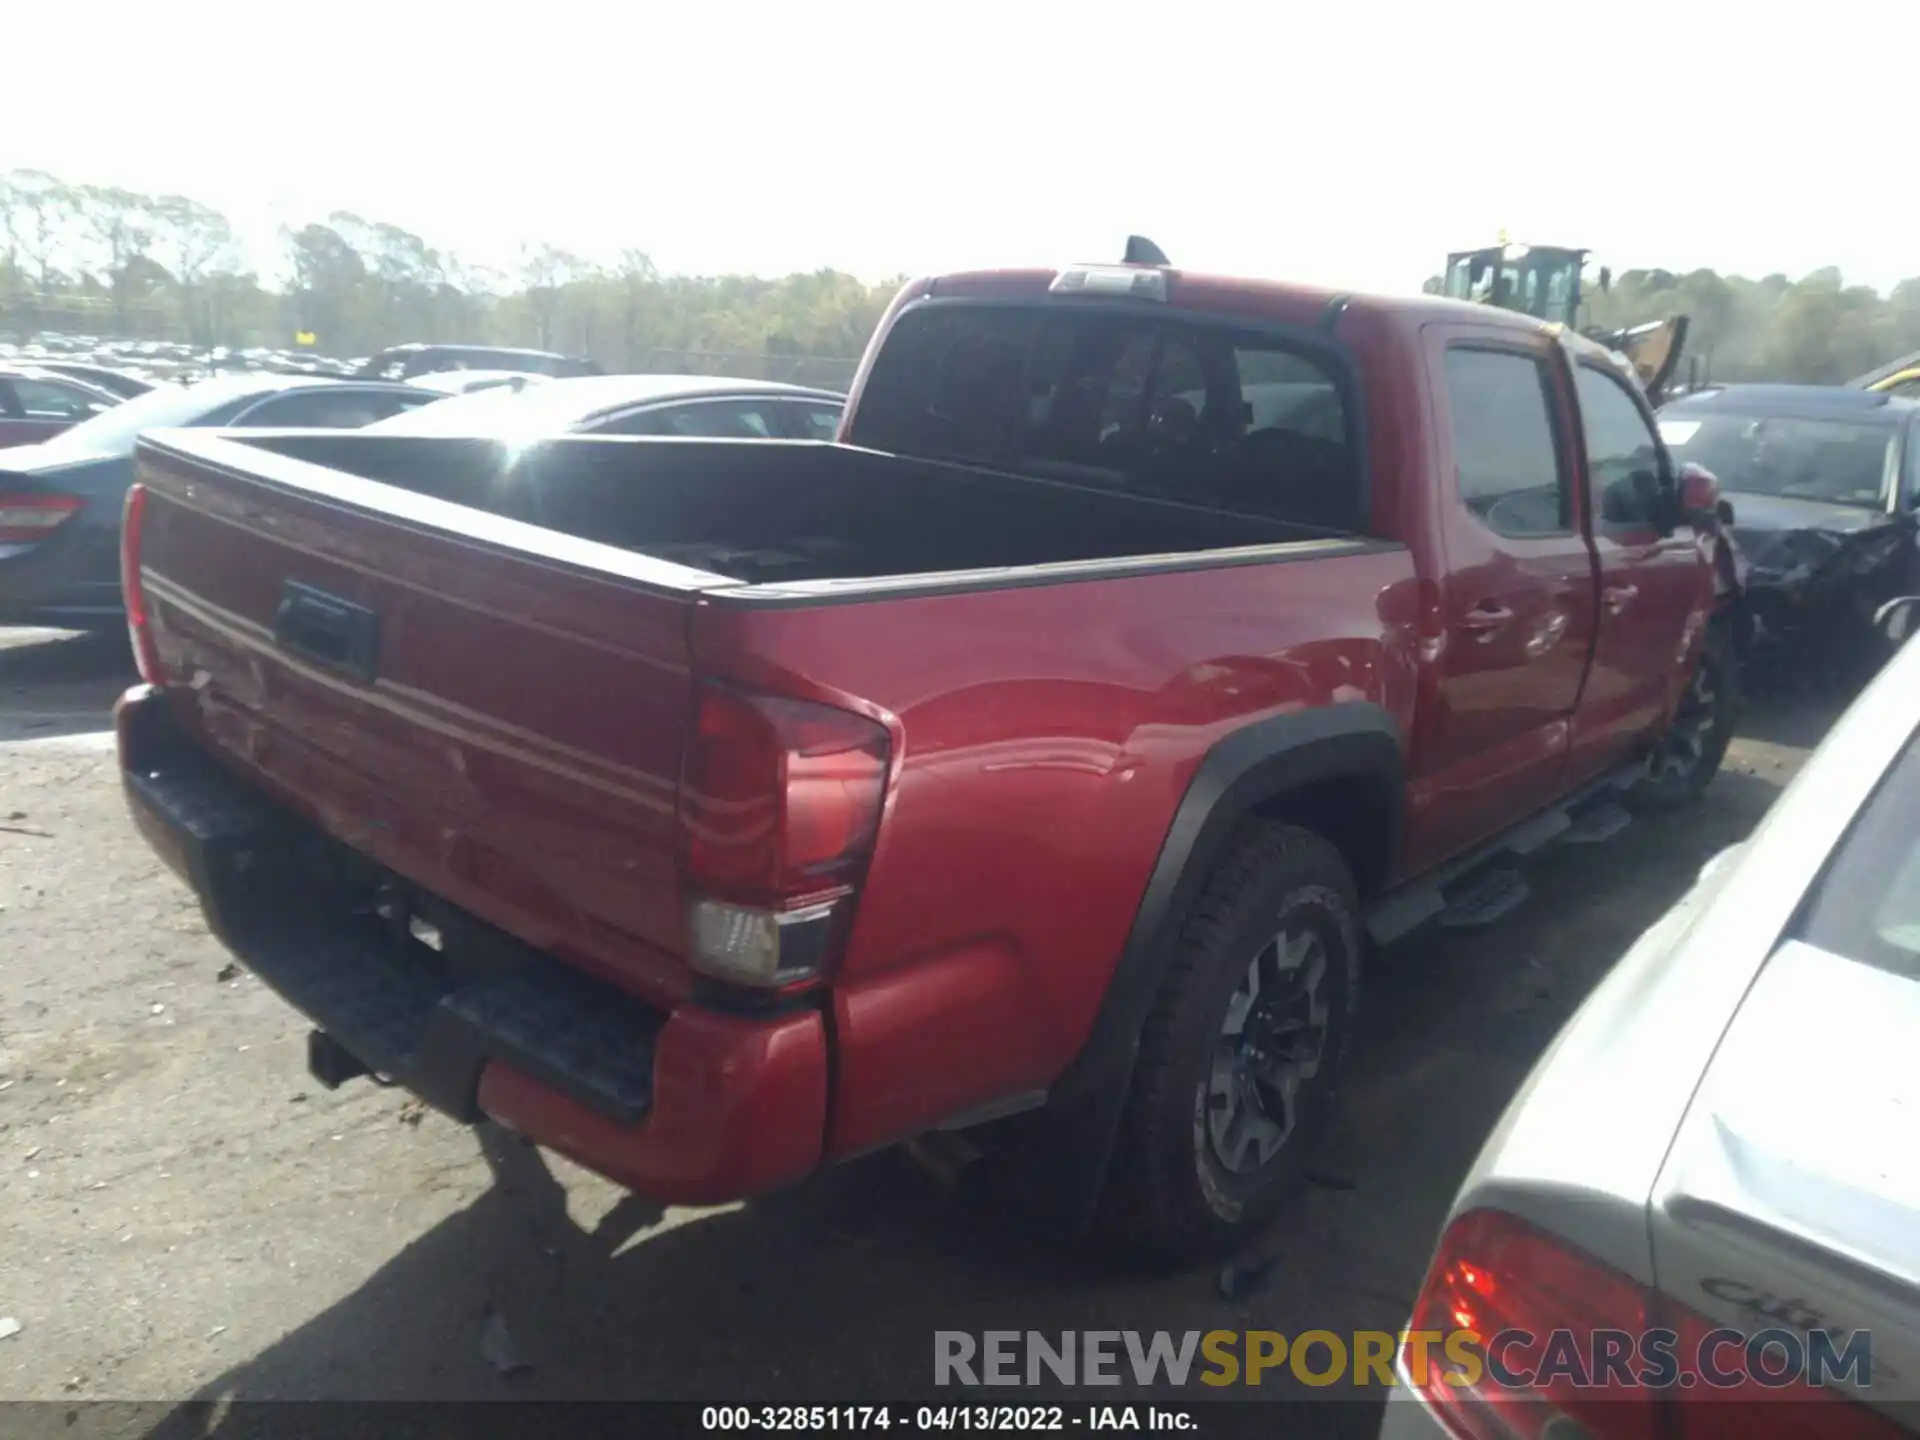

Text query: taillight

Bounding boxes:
[120,483,164,685]
[1403,1208,1902,1439]
[0,491,81,544]
[678,683,890,989]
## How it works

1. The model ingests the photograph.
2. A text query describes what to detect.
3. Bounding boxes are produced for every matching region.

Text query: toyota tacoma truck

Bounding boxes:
[114,248,1737,1259]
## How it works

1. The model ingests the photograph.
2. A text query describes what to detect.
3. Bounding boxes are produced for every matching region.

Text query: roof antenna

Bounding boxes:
[1124,235,1170,267]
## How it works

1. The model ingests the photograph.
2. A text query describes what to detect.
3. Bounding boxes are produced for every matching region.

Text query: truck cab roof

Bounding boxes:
[917,263,1550,333]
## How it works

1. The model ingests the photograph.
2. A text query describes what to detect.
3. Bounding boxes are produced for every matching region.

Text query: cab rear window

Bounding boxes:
[847,303,1363,533]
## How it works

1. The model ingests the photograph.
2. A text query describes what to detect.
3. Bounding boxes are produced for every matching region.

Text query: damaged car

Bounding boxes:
[1657,384,1920,681]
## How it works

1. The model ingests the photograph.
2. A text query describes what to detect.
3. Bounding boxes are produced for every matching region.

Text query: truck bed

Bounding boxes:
[222,431,1326,588]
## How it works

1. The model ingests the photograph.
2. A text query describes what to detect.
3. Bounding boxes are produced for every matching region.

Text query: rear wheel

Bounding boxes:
[1627,620,1738,812]
[1102,822,1361,1262]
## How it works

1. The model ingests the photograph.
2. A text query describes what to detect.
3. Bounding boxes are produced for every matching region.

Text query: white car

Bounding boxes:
[1385,596,1920,1439]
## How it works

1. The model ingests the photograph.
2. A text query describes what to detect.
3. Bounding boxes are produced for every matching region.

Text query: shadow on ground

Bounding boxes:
[0,627,136,740]
[101,699,1814,1436]
[1738,681,1863,751]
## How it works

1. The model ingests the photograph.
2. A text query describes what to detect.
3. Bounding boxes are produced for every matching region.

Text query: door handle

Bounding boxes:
[1604,583,1639,615]
[1458,601,1515,635]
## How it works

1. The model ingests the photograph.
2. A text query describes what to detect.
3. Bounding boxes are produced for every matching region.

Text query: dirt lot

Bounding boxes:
[0,624,1845,1417]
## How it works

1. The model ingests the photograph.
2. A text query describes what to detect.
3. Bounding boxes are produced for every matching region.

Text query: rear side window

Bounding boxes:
[11,377,103,420]
[608,399,784,438]
[1574,365,1669,533]
[1799,729,1920,982]
[238,389,428,429]
[1443,347,1570,539]
[847,304,1361,532]
[781,402,844,441]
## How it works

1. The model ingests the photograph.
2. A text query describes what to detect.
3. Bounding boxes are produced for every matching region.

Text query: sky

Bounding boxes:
[4,0,1911,294]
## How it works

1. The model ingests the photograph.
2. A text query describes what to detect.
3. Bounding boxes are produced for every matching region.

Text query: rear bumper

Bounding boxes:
[115,684,828,1205]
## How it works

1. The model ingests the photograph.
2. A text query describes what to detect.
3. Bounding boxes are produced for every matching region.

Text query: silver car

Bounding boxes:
[1384,598,1920,1439]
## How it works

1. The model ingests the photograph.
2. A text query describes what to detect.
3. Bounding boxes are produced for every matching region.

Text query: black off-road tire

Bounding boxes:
[1101,821,1361,1263]
[1627,618,1740,813]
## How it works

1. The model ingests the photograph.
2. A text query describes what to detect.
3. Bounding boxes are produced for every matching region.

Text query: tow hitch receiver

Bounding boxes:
[308,1029,371,1090]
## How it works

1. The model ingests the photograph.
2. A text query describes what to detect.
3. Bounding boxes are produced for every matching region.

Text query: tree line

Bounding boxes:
[0,169,902,385]
[1579,266,1920,387]
[5,168,1919,386]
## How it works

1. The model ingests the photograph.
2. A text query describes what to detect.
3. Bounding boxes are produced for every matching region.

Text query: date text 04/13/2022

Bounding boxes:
[699,1405,1197,1431]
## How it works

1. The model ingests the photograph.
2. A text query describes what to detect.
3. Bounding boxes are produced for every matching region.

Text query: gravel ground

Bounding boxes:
[0,624,1845,1425]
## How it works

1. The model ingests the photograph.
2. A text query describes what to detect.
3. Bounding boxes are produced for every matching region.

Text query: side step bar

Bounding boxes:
[1366,761,1646,945]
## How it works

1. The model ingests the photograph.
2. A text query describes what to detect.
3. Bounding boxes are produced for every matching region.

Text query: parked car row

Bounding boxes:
[0,334,607,393]
[1,363,848,628]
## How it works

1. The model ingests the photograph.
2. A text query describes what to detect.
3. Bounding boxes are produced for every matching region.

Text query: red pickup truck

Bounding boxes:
[115,253,1736,1259]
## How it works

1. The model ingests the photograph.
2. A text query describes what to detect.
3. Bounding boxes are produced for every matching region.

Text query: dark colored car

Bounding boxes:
[0,375,440,627]
[18,361,158,400]
[364,373,846,440]
[0,366,122,447]
[116,256,1736,1261]
[354,344,603,381]
[1659,384,1920,674]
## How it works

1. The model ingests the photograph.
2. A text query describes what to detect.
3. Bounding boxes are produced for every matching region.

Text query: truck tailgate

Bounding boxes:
[130,431,721,1008]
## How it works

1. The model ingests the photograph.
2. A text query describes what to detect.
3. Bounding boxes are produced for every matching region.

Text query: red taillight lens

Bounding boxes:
[0,491,81,544]
[682,685,889,903]
[678,683,890,988]
[120,483,164,685]
[1404,1208,1901,1440]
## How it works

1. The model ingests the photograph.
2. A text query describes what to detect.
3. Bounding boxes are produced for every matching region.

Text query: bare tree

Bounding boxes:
[0,169,80,302]
[76,184,159,334]
[618,248,658,367]
[153,196,238,346]
[519,244,582,350]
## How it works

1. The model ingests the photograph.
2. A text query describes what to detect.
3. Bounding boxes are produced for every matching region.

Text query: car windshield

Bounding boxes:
[27,381,236,457]
[1798,727,1920,981]
[1658,410,1897,508]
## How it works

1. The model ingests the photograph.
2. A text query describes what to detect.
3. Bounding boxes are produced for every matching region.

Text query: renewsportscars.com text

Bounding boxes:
[933,1328,1873,1390]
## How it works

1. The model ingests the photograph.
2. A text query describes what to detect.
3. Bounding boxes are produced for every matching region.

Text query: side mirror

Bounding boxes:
[1678,462,1720,518]
[1875,595,1920,646]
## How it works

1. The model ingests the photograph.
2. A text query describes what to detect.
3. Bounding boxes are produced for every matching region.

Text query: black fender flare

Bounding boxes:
[1057,701,1404,1099]
[984,703,1404,1235]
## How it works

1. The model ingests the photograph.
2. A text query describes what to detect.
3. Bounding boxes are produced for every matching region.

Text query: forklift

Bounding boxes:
[1441,239,1691,403]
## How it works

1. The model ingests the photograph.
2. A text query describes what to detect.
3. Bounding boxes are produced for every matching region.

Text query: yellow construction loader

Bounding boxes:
[1849,350,1920,397]
[1440,241,1691,403]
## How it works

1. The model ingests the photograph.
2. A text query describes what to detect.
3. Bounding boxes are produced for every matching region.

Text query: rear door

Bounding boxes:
[1567,361,1709,773]
[1419,325,1599,863]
